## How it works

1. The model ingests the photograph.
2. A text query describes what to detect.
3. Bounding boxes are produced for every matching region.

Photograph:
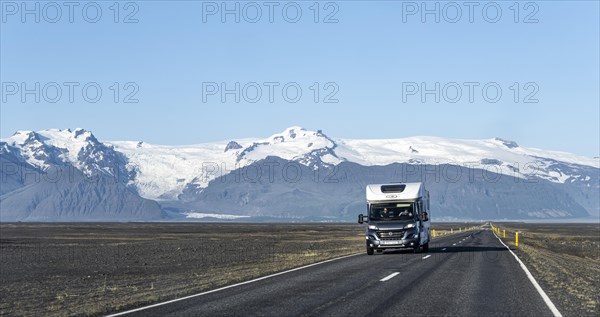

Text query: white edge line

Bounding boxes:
[380,272,400,282]
[422,255,431,259]
[105,253,361,316]
[492,231,562,317]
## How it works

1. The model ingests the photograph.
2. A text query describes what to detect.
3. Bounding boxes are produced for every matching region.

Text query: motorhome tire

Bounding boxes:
[413,245,421,253]
[367,246,374,255]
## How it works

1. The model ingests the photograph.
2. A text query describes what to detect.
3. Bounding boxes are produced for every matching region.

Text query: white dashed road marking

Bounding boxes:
[380,272,400,282]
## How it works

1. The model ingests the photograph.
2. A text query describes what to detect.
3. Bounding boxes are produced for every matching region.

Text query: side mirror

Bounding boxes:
[420,212,429,222]
[358,214,367,224]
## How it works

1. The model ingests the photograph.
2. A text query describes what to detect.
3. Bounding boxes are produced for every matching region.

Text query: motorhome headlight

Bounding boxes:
[368,225,378,230]
[404,223,415,229]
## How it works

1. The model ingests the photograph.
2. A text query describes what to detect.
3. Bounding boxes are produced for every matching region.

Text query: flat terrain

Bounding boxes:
[3,222,592,317]
[495,223,600,317]
[0,223,366,316]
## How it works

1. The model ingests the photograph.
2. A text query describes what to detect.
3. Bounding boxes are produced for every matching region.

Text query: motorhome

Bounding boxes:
[358,183,431,255]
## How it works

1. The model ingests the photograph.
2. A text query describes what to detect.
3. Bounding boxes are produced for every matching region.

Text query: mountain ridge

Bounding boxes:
[1,127,598,221]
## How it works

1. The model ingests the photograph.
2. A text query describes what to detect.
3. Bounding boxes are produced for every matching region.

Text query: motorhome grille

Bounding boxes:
[377,230,404,239]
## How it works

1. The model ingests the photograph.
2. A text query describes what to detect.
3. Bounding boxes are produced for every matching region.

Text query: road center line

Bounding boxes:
[380,272,400,282]
[422,255,431,259]
[442,248,447,251]
[452,243,456,246]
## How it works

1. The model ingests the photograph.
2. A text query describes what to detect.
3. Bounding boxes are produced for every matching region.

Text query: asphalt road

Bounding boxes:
[115,227,556,317]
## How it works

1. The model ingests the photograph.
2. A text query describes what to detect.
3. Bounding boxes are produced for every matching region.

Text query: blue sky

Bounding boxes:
[1,0,599,156]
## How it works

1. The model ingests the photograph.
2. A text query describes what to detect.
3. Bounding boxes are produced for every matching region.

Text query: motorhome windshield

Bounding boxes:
[369,203,415,221]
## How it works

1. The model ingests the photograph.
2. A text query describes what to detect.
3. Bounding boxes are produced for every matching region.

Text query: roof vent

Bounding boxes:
[381,184,406,193]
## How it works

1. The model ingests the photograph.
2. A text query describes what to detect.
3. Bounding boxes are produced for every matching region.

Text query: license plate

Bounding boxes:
[381,240,401,245]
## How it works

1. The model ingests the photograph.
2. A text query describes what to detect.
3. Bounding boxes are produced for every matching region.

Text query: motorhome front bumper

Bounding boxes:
[367,237,419,248]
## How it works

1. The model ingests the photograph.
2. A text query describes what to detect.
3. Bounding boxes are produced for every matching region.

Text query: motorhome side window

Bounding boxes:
[369,203,415,221]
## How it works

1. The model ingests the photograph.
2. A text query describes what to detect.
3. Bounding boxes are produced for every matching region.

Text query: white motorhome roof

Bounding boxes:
[366,183,424,202]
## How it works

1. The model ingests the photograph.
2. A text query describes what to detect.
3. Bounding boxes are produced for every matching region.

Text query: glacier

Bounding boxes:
[1,126,598,221]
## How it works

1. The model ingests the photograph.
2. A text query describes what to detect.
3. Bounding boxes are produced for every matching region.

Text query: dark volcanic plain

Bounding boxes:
[1,222,595,316]
[0,223,365,316]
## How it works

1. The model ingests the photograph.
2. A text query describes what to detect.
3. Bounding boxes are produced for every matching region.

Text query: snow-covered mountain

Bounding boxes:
[108,127,343,199]
[0,129,160,221]
[3,128,129,180]
[104,126,598,201]
[1,127,598,221]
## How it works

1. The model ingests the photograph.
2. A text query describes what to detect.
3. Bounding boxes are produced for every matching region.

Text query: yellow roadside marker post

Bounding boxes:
[433,229,436,238]
[503,229,506,238]
[515,232,519,247]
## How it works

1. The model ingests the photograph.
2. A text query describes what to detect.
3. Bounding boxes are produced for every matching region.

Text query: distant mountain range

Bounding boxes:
[1,127,598,221]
